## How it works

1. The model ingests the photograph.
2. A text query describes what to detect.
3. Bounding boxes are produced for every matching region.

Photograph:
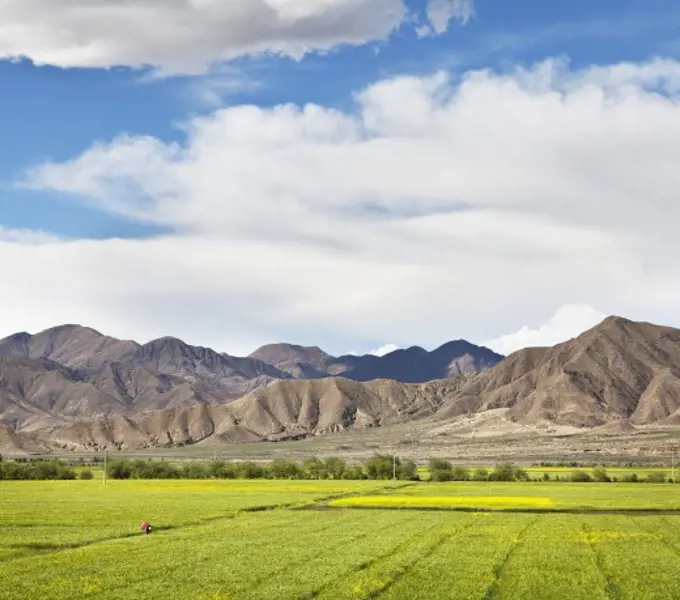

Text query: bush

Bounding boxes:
[268,459,300,479]
[324,457,346,480]
[622,473,639,483]
[430,469,453,482]
[428,458,452,472]
[181,462,209,479]
[472,467,489,481]
[79,469,94,480]
[450,466,470,481]
[646,472,667,484]
[428,458,453,482]
[592,467,611,483]
[237,461,266,479]
[341,465,365,480]
[399,459,419,481]
[488,463,527,482]
[542,473,551,481]
[570,470,593,482]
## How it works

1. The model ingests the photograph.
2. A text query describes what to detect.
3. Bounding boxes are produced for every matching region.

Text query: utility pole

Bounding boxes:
[103,450,107,485]
[672,447,676,484]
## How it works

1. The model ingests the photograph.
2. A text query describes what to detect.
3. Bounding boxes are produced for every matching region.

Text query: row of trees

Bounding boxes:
[0,454,675,483]
[0,459,94,481]
[429,460,529,482]
[106,454,419,481]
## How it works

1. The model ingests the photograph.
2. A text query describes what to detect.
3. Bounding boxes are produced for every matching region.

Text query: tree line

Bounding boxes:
[106,455,419,481]
[0,458,91,480]
[0,454,676,482]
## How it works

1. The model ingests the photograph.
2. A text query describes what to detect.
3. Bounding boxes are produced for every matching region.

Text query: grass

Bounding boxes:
[339,482,680,511]
[4,480,680,599]
[0,479,386,560]
[329,495,554,510]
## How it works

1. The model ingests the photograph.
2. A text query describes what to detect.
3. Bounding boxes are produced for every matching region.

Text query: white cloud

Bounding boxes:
[483,304,607,356]
[0,0,474,74]
[370,343,400,356]
[425,0,475,35]
[0,226,61,245]
[8,57,680,354]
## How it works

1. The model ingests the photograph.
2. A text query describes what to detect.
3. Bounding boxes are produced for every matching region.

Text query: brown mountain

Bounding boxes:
[43,315,680,451]
[0,325,497,443]
[247,344,334,378]
[436,316,680,428]
[0,326,293,431]
[340,341,503,383]
[45,377,464,451]
[249,340,503,383]
[0,325,138,369]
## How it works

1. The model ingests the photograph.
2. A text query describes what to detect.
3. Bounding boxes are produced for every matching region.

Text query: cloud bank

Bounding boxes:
[0,0,472,73]
[6,57,680,354]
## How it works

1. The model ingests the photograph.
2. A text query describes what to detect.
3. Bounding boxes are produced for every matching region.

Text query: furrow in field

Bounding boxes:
[481,515,539,600]
[377,513,535,600]
[308,513,483,600]
[581,521,623,600]
[580,515,680,600]
[486,515,608,600]
[68,512,406,600]
[0,511,380,600]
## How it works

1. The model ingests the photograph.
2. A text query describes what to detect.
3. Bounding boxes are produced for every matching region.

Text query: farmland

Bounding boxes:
[3,481,680,599]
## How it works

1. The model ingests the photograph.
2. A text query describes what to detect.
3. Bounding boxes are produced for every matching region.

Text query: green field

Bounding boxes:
[329,482,680,511]
[3,480,680,599]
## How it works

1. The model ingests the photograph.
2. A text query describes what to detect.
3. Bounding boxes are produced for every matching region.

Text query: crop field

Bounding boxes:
[329,482,680,511]
[4,481,680,599]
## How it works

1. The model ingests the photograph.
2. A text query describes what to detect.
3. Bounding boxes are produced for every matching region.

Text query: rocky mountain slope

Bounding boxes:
[7,315,680,453]
[247,340,502,382]
[0,324,499,442]
[436,316,680,428]
[42,377,465,451]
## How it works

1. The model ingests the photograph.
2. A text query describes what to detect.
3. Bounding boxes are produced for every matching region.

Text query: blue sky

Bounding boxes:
[3,0,679,240]
[2,0,680,354]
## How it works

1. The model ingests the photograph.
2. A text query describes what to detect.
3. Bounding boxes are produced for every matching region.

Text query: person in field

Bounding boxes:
[140,522,152,534]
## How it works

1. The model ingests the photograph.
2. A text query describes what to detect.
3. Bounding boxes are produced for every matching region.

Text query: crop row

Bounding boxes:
[4,509,680,599]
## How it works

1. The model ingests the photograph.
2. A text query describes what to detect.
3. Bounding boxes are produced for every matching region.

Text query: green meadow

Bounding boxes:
[3,480,680,599]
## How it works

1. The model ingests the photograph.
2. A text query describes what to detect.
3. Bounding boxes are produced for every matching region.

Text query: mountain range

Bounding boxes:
[0,325,500,448]
[3,316,680,453]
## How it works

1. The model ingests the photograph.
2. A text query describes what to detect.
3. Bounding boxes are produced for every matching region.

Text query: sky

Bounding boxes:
[2,0,680,357]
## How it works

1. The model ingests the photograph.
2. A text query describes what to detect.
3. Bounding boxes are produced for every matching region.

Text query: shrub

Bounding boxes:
[79,469,94,480]
[341,465,365,480]
[237,461,265,479]
[431,469,453,482]
[592,467,611,482]
[472,467,489,481]
[399,459,419,481]
[622,473,639,483]
[488,463,526,482]
[646,472,667,484]
[450,466,470,481]
[428,458,452,472]
[364,455,398,480]
[570,470,592,483]
[428,458,454,482]
[542,473,551,481]
[324,457,346,480]
[268,459,300,479]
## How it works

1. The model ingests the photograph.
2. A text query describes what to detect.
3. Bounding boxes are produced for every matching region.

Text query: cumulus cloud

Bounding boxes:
[8,57,680,354]
[0,0,470,74]
[370,343,400,356]
[425,0,475,35]
[0,226,61,245]
[483,304,607,356]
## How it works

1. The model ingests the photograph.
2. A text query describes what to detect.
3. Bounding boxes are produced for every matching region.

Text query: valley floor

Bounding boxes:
[3,480,680,599]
